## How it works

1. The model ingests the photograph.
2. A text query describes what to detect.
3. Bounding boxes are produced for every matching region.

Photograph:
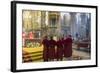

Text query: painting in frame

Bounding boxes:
[11,1,98,72]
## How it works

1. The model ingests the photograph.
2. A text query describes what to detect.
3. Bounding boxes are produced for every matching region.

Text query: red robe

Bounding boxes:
[63,37,72,57]
[56,40,63,60]
[42,39,49,61]
[49,39,56,59]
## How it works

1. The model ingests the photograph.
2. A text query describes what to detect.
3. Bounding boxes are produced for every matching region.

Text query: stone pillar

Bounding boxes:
[69,12,77,40]
[80,13,87,40]
[45,12,48,26]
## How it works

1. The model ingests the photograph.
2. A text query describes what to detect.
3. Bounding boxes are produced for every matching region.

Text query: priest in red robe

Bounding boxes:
[48,36,56,61]
[63,35,73,58]
[42,36,49,62]
[56,38,63,61]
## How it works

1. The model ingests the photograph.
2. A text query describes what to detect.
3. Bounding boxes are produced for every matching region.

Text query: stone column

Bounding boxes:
[80,13,87,40]
[69,12,77,40]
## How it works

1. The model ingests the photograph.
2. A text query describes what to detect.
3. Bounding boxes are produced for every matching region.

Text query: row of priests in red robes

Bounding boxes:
[42,35,73,61]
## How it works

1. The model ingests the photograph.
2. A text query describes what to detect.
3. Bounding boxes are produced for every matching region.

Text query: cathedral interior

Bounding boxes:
[22,10,91,63]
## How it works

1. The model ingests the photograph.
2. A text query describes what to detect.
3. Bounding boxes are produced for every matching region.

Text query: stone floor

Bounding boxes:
[23,48,91,63]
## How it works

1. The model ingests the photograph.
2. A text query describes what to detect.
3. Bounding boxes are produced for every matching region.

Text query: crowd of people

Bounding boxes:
[42,35,73,61]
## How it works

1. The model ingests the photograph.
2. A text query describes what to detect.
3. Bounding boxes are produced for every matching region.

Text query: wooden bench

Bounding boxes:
[75,40,91,49]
